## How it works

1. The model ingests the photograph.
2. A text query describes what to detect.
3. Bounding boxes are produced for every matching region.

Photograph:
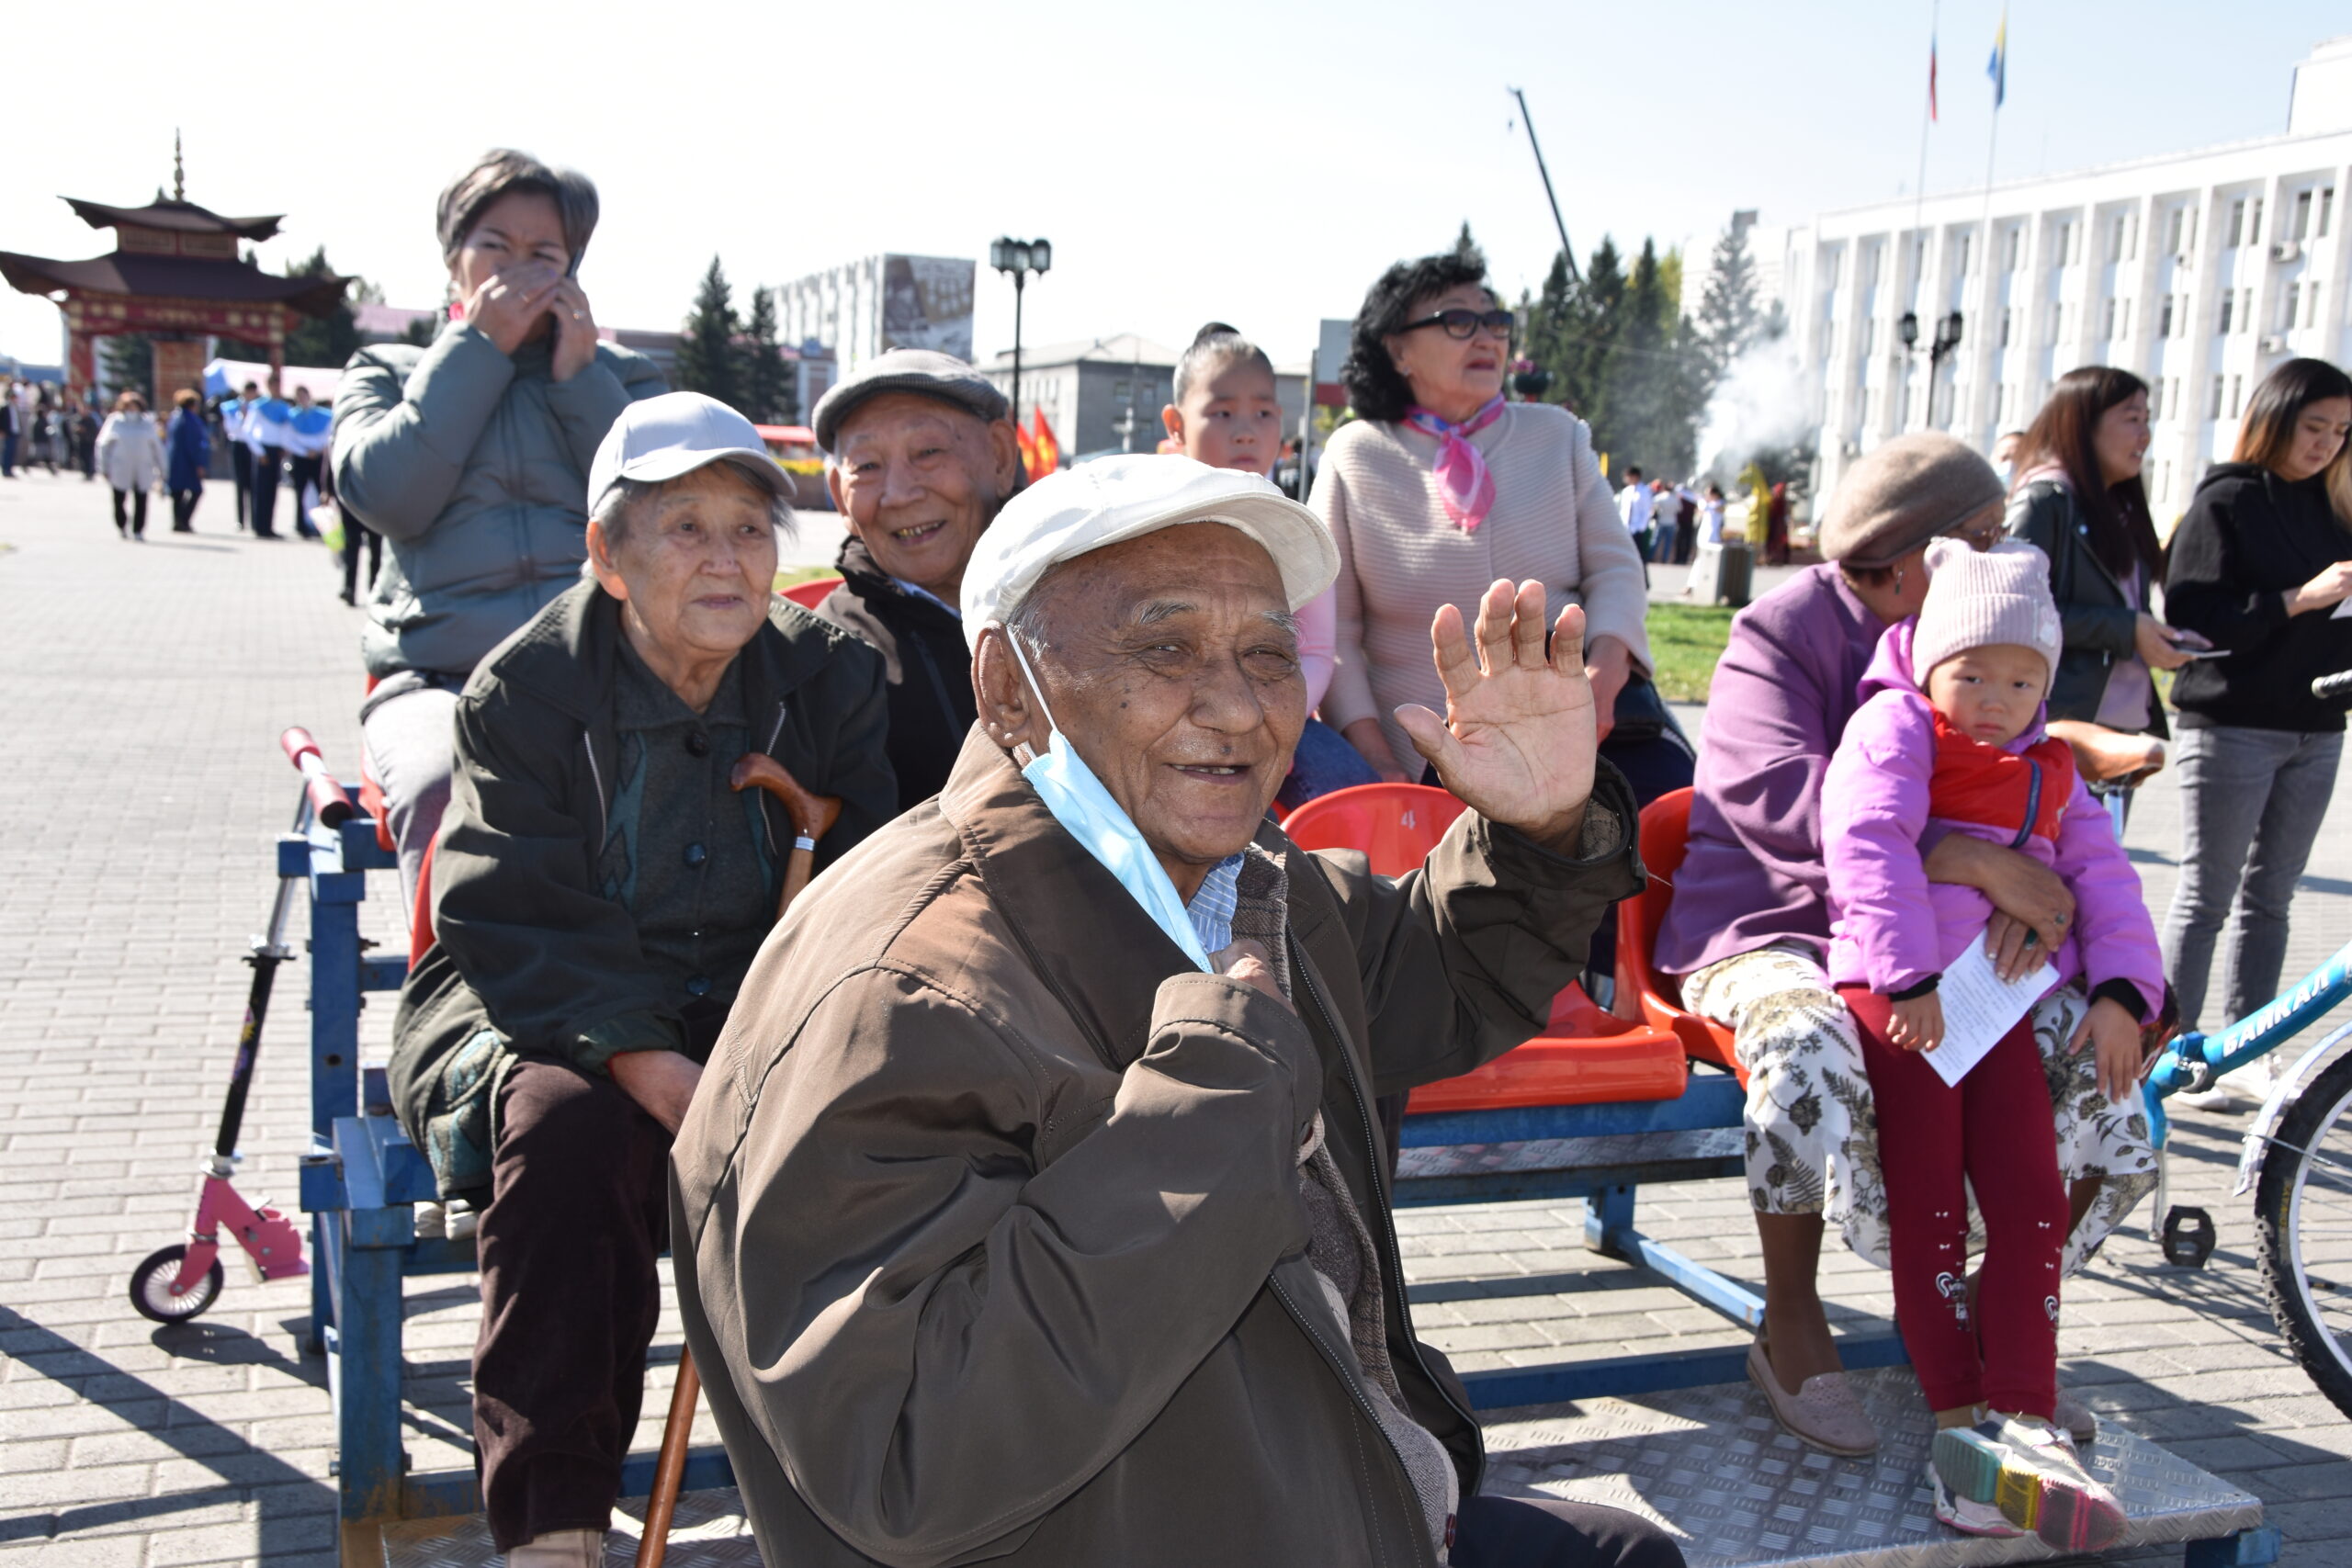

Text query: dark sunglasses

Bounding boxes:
[1400,308,1515,342]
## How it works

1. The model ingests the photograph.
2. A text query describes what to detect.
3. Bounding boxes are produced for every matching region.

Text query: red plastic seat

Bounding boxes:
[1614,787,1743,1078]
[1283,784,1686,1109]
[780,575,842,611]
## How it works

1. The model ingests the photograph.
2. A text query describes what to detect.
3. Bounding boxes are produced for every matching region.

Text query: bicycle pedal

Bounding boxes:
[2161,1205,2216,1269]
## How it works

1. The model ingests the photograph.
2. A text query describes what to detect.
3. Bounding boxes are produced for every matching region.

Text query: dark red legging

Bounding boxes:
[1842,987,2067,1418]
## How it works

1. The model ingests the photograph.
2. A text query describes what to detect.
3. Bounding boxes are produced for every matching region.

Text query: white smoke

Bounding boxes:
[1695,329,1814,484]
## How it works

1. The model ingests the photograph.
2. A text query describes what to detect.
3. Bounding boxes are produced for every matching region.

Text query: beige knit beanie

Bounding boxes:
[1912,538,2064,686]
[1816,433,2006,568]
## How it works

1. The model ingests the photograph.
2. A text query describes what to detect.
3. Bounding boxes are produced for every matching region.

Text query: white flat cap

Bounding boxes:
[959,455,1339,646]
[587,391,792,519]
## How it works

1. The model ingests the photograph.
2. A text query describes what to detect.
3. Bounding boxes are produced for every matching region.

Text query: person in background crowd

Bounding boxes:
[334,147,666,907]
[2162,357,2352,1106]
[73,394,100,480]
[1648,477,1679,563]
[1657,434,2155,1458]
[223,380,261,527]
[1991,428,2026,486]
[245,384,294,538]
[1764,479,1792,565]
[1617,463,1654,557]
[388,394,893,1568]
[1162,321,1378,811]
[165,388,209,532]
[2005,367,2210,786]
[1672,479,1702,564]
[26,384,59,473]
[811,348,1022,812]
[285,385,331,538]
[95,389,164,539]
[1698,482,1727,548]
[675,454,1681,1568]
[0,379,18,477]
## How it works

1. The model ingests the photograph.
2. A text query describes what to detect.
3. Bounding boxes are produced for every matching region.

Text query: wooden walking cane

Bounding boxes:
[635,755,842,1568]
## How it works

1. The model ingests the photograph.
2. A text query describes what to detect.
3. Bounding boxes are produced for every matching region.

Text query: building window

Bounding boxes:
[1998,309,2012,348]
[2252,197,2266,245]
[2102,299,2117,340]
[2003,228,2022,272]
[2167,378,2181,419]
[2219,291,2235,334]
[2149,379,2163,419]
[1862,317,1876,355]
[2229,197,2247,247]
[2281,285,2301,333]
[1958,232,1975,276]
[2244,287,2256,333]
[2165,208,2188,255]
[1863,245,1881,288]
[2211,375,2226,419]
[2322,187,2336,238]
[2110,214,2129,263]
[2295,189,2314,242]
[2230,376,2245,418]
[2308,283,2323,329]
[2158,294,2175,337]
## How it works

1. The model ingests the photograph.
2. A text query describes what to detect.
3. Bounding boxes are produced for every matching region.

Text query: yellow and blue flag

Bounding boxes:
[1987,9,2007,108]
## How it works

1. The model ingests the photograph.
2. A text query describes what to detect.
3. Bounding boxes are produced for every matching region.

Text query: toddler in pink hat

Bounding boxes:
[1821,538,2164,1547]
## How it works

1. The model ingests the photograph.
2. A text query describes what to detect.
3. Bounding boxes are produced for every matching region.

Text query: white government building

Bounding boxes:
[1772,36,2352,523]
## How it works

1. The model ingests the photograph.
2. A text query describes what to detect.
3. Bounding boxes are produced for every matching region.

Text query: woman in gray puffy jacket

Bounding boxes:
[333,149,666,902]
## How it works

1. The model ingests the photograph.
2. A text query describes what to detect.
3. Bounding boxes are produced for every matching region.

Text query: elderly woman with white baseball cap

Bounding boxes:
[671,455,1682,1568]
[385,391,894,1568]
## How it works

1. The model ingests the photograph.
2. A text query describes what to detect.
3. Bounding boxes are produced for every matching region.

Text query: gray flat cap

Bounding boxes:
[1816,433,2005,569]
[811,348,1011,453]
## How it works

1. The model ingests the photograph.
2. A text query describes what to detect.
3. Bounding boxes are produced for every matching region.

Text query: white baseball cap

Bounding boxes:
[587,391,792,519]
[959,455,1339,647]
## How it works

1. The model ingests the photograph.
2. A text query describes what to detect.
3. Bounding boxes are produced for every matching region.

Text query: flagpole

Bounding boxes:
[1911,0,1938,434]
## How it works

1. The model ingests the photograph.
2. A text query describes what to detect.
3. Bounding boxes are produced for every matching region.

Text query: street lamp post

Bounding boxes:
[989,237,1052,431]
[1898,310,1965,428]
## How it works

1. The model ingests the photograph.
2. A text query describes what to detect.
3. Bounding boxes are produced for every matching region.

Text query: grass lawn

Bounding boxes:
[1645,602,1738,704]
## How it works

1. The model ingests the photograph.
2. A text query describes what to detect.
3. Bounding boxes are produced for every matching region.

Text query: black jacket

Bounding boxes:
[2005,479,2169,738]
[2165,462,2352,733]
[814,536,978,811]
[388,579,896,1199]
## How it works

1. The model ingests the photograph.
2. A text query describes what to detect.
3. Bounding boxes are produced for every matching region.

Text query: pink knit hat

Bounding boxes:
[1912,537,2064,684]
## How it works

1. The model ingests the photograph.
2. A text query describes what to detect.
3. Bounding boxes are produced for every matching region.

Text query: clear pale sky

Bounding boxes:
[1,1,2340,372]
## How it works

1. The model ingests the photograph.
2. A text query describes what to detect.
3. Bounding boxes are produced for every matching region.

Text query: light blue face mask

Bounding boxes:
[1000,626,1215,972]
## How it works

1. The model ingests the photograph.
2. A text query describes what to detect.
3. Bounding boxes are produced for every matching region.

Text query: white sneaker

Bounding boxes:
[507,1528,602,1568]
[1929,1463,2022,1538]
[1933,1415,2126,1552]
[2170,1081,2240,1111]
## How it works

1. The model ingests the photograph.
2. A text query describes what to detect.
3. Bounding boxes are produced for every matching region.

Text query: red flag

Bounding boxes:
[1032,408,1060,476]
[1014,419,1041,479]
[1929,36,1939,121]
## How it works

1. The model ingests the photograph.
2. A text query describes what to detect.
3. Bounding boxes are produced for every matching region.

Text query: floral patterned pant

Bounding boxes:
[1679,942,2157,1274]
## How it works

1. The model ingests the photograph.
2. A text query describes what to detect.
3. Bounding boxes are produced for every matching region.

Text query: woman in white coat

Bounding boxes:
[95,391,165,539]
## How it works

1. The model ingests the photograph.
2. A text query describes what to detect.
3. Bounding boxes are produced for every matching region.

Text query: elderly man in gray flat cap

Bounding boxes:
[810,348,1025,809]
[673,455,1682,1568]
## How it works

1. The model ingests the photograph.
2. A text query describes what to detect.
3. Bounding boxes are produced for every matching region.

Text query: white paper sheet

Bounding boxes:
[1919,934,2051,1087]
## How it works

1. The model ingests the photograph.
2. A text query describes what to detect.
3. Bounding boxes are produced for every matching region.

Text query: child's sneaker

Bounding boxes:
[1928,1463,2022,1537]
[1932,1414,2127,1551]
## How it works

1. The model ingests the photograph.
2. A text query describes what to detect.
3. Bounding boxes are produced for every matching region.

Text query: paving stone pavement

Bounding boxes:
[4,467,2351,1565]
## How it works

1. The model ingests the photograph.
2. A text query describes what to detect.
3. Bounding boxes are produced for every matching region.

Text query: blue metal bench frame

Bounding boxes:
[288,797,2277,1566]
[290,802,736,1525]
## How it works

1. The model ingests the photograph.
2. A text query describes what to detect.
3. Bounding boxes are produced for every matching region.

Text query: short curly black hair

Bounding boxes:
[1340,245,1495,423]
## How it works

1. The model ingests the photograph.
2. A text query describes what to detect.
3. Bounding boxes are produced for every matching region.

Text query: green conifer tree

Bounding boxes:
[737,286,791,424]
[675,256,742,412]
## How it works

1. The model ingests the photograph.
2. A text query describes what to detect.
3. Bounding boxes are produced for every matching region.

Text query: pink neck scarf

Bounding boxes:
[1404,396,1506,531]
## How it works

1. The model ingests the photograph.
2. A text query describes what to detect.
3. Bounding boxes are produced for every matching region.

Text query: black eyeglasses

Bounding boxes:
[1399,308,1515,342]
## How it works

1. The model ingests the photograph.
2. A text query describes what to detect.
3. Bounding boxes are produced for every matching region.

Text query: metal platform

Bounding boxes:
[1482,1367,2264,1567]
[375,1369,2262,1568]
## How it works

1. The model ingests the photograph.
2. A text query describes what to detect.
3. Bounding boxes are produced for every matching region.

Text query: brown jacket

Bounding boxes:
[671,728,1642,1567]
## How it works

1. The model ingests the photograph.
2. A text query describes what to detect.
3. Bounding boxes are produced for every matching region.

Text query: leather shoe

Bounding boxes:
[1747,1331,1878,1455]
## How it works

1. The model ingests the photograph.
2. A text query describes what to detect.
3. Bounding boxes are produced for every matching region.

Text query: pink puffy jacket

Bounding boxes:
[1823,620,2166,1011]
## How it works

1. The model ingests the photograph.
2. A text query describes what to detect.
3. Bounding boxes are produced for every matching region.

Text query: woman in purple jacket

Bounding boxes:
[1654,434,2156,1457]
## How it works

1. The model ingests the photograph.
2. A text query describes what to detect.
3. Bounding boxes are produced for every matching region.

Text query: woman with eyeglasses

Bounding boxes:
[1315,243,1681,807]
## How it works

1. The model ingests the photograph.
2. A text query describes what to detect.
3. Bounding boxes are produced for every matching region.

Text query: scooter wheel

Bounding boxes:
[129,1245,223,1324]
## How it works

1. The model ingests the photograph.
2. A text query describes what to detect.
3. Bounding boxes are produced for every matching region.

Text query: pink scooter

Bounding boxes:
[128,729,349,1322]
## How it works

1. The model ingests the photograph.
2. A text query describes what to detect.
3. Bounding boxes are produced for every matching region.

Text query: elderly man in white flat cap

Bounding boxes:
[387,390,895,1568]
[672,455,1680,1568]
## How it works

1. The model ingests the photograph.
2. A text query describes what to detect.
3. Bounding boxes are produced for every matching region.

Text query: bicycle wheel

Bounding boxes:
[2256,1048,2352,1417]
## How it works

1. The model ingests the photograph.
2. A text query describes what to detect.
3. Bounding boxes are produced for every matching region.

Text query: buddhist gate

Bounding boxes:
[0,152,345,409]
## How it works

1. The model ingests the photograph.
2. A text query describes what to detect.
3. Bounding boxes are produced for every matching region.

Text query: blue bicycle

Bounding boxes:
[2143,669,2352,1416]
